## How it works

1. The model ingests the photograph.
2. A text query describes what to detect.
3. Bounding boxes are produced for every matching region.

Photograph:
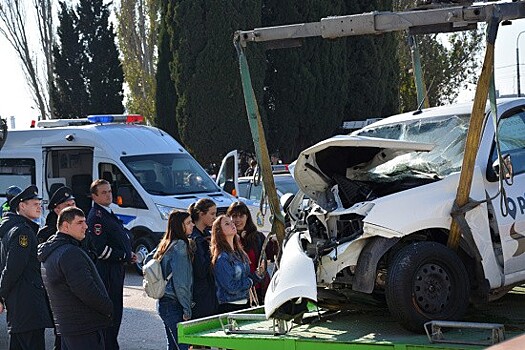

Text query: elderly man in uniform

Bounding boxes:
[0,185,53,350]
[37,186,76,244]
[39,206,113,350]
[87,179,137,350]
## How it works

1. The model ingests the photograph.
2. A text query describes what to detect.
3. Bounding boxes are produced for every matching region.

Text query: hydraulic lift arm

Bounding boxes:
[234,1,525,250]
[237,2,525,46]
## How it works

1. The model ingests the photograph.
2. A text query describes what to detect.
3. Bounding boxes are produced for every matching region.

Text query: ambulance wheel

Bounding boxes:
[385,241,469,333]
[134,237,154,275]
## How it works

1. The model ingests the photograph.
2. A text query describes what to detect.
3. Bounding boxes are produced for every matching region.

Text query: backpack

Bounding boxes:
[142,242,174,299]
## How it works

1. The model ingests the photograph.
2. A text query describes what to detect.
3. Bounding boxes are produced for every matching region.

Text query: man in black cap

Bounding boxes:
[37,186,76,244]
[0,185,53,350]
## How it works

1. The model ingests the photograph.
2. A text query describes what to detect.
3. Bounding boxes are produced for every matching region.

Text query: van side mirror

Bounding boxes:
[492,154,513,181]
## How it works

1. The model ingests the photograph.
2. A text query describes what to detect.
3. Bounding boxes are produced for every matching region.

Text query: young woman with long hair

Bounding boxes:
[211,215,263,313]
[226,201,275,303]
[187,198,218,317]
[146,210,194,350]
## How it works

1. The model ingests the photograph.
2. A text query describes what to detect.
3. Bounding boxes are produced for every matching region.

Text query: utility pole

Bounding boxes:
[517,30,525,97]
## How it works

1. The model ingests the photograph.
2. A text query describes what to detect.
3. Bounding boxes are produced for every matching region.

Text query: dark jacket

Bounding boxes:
[190,227,218,318]
[87,203,132,265]
[0,213,54,333]
[0,213,19,270]
[37,211,58,244]
[38,233,113,336]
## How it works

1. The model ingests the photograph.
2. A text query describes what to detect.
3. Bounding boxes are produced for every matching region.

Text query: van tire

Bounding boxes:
[385,241,469,333]
[133,237,155,275]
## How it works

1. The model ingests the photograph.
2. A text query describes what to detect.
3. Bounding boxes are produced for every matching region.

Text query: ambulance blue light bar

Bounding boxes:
[87,114,144,124]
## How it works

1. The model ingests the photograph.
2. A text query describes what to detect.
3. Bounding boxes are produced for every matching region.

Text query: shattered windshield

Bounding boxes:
[354,114,470,179]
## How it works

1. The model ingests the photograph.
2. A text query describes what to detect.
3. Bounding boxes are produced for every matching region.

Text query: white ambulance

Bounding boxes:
[0,115,236,272]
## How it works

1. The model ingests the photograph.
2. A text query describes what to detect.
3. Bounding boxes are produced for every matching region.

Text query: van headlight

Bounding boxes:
[156,204,177,220]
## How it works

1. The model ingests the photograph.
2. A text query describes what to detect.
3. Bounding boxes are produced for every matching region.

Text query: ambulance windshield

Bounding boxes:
[122,153,220,195]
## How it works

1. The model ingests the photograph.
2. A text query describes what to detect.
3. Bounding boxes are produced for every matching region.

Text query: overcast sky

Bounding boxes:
[1,2,525,129]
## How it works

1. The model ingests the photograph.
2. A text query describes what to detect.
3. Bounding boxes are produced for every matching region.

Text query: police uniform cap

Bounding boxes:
[48,186,75,210]
[9,185,42,209]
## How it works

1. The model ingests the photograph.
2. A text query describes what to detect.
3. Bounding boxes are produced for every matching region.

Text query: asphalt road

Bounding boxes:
[0,266,167,349]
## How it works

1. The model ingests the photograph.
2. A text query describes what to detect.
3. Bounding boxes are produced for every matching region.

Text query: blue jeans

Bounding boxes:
[157,297,188,350]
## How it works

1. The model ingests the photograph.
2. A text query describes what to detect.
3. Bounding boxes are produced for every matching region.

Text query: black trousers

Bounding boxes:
[218,301,250,314]
[61,330,105,350]
[99,263,125,350]
[9,328,45,350]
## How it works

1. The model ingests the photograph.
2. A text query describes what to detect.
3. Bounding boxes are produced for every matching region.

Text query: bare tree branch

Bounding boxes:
[34,0,55,118]
[0,0,50,119]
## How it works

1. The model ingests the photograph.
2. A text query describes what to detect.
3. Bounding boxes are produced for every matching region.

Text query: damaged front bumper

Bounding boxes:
[264,231,317,319]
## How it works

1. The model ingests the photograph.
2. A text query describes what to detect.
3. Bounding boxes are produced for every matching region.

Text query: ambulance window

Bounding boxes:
[121,153,220,195]
[0,159,36,195]
[99,163,147,209]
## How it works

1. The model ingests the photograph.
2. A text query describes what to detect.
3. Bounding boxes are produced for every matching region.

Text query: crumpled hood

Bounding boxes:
[37,234,76,262]
[293,135,434,201]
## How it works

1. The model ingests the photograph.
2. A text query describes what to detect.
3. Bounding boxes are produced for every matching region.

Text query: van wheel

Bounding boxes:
[385,241,469,333]
[133,237,154,275]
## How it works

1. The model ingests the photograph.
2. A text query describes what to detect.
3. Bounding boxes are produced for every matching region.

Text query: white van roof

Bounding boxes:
[3,123,187,157]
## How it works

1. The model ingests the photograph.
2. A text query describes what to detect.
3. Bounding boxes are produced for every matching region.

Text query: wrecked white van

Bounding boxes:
[265,98,525,332]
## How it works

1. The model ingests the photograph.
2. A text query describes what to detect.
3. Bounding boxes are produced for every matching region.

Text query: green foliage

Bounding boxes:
[117,0,159,122]
[169,0,266,166]
[77,0,124,114]
[53,0,123,117]
[52,1,87,119]
[344,0,399,121]
[261,0,398,162]
[154,0,179,141]
[394,1,484,111]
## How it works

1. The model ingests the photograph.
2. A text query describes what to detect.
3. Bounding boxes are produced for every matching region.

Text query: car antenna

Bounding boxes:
[413,78,434,115]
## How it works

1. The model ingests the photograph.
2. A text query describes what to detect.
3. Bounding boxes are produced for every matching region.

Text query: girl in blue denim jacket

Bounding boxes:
[211,215,263,313]
[146,210,194,350]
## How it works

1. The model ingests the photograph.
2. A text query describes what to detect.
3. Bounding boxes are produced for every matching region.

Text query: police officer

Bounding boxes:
[87,179,137,350]
[37,186,76,244]
[0,185,22,219]
[0,185,53,350]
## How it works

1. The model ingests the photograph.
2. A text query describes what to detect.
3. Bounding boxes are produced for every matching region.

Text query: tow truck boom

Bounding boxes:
[237,2,525,46]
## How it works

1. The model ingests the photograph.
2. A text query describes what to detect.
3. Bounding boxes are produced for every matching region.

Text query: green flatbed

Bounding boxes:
[178,288,525,350]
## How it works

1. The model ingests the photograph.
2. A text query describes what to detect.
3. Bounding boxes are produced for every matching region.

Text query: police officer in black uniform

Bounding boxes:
[0,185,53,350]
[87,179,137,350]
[37,186,76,244]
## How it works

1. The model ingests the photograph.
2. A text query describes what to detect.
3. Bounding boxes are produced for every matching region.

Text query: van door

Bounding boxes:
[486,109,525,281]
[43,147,94,216]
[217,150,239,197]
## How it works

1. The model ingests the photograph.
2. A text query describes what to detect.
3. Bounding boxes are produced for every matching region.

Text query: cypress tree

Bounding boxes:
[262,0,348,162]
[155,0,179,141]
[77,0,124,114]
[52,1,87,119]
[344,0,399,121]
[170,0,265,165]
